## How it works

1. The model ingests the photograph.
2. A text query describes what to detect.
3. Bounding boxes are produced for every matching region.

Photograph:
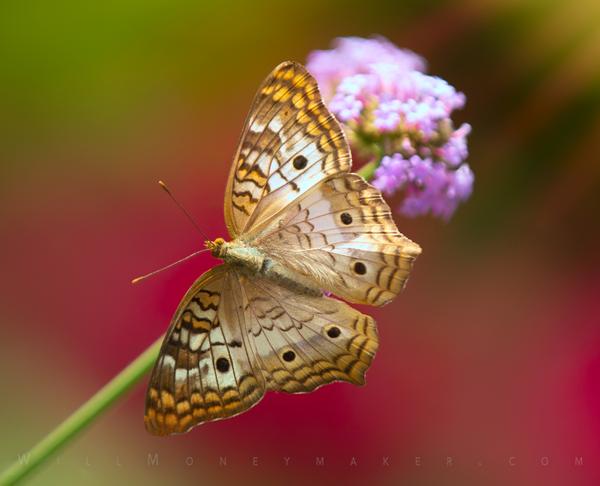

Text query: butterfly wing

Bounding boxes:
[251,173,422,306]
[144,265,265,435]
[225,61,420,306]
[145,264,377,434]
[239,274,378,392]
[224,61,350,238]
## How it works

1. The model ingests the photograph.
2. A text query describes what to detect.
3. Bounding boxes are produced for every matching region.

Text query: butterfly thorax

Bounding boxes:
[205,237,322,297]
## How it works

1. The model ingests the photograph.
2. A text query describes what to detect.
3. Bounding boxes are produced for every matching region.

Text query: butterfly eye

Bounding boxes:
[282,350,296,362]
[353,262,367,275]
[340,212,353,225]
[326,326,341,338]
[293,155,308,170]
[216,357,230,373]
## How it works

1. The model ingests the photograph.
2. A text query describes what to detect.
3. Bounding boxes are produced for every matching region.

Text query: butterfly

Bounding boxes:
[144,61,421,435]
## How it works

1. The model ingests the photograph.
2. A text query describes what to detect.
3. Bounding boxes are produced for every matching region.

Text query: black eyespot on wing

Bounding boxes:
[353,262,367,275]
[216,357,230,373]
[327,326,341,338]
[293,155,308,170]
[340,212,353,225]
[282,350,296,362]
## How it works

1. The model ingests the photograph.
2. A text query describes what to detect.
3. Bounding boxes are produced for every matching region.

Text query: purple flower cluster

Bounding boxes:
[307,36,425,99]
[307,36,473,220]
[373,153,473,221]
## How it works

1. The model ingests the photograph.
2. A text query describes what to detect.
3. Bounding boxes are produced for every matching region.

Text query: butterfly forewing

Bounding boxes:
[145,266,265,435]
[224,61,350,238]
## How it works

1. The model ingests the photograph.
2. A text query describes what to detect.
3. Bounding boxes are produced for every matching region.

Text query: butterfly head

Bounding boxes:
[205,237,227,258]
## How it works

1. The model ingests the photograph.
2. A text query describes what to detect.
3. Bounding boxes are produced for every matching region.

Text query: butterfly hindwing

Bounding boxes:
[252,173,422,306]
[224,61,350,237]
[239,274,379,392]
[144,265,265,435]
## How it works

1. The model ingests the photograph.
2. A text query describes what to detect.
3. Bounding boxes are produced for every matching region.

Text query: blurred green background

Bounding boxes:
[1,0,600,484]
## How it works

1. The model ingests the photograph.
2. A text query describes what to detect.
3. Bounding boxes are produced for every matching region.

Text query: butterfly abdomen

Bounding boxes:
[221,241,321,297]
[258,258,322,297]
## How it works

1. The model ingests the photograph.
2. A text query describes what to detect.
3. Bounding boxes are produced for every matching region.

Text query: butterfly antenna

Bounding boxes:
[131,248,210,284]
[158,180,210,241]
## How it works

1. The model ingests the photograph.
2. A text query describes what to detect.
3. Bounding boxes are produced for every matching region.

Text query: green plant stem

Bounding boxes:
[358,159,378,181]
[0,162,377,486]
[0,337,164,485]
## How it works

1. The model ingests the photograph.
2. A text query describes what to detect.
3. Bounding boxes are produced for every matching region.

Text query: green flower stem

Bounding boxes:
[0,163,377,486]
[358,159,378,181]
[0,337,163,485]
